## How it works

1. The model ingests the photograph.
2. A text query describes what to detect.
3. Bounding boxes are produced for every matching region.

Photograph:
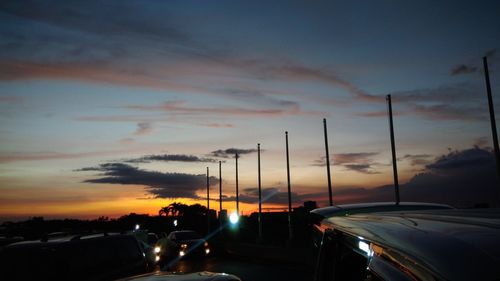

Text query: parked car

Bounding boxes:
[118,271,241,281]
[0,233,149,281]
[310,202,452,261]
[156,230,209,265]
[313,208,500,281]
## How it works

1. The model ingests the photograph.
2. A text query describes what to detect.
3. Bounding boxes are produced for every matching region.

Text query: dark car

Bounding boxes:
[313,208,500,281]
[156,230,209,264]
[0,233,149,281]
[310,202,452,260]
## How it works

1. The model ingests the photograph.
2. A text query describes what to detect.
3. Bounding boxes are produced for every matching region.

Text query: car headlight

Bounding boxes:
[154,246,161,253]
[204,241,208,247]
[180,243,188,249]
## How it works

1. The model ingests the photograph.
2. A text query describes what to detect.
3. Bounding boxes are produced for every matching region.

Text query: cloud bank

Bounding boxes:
[78,163,218,199]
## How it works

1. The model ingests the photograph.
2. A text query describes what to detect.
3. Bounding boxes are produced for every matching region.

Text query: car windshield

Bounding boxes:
[175,231,201,240]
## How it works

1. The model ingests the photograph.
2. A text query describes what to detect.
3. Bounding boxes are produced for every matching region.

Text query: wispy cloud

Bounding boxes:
[198,123,234,128]
[0,1,373,108]
[450,64,477,76]
[0,150,123,163]
[125,100,319,117]
[356,83,487,121]
[0,96,23,104]
[134,122,153,136]
[77,163,218,199]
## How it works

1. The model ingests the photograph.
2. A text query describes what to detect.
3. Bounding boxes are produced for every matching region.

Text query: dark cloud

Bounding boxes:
[426,147,493,172]
[313,152,381,174]
[209,148,258,158]
[332,147,500,208]
[450,64,477,76]
[334,152,379,165]
[77,163,219,199]
[125,154,218,164]
[343,164,380,174]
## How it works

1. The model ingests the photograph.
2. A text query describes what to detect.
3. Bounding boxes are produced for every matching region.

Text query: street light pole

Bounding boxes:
[386,95,400,205]
[258,143,262,242]
[235,152,239,215]
[483,56,500,188]
[323,118,333,206]
[285,131,293,242]
[206,167,210,233]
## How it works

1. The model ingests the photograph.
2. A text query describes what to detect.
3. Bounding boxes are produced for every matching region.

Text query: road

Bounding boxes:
[161,255,312,281]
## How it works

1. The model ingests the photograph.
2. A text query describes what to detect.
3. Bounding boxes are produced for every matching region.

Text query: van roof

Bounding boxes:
[322,208,500,281]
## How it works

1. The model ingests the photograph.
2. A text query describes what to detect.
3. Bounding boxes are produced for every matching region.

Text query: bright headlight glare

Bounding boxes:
[154,246,160,253]
[179,250,185,256]
[155,255,160,262]
[180,243,188,249]
[205,248,210,255]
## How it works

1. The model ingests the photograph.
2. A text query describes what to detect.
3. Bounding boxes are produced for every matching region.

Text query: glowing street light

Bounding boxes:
[229,212,239,225]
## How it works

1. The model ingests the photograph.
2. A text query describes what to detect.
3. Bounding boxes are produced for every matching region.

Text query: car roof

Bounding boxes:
[311,201,452,218]
[5,232,124,247]
[323,208,500,281]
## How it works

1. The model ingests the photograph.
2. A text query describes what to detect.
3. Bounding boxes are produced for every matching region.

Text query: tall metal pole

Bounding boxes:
[235,152,239,215]
[386,95,400,205]
[219,161,222,218]
[257,143,263,241]
[285,131,293,241]
[483,56,500,186]
[206,167,210,233]
[323,118,333,206]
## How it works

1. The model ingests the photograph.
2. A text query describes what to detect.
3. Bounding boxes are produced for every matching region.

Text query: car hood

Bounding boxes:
[118,271,240,281]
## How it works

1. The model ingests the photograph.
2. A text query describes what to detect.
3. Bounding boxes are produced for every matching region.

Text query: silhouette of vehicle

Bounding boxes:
[156,230,209,265]
[118,271,241,281]
[310,202,452,260]
[313,208,500,281]
[0,233,149,281]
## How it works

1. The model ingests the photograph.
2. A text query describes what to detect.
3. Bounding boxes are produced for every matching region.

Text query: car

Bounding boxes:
[118,271,241,281]
[156,230,210,264]
[309,202,452,260]
[0,233,150,281]
[313,208,500,281]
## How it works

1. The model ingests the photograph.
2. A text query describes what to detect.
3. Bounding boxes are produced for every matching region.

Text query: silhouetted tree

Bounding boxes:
[159,202,188,217]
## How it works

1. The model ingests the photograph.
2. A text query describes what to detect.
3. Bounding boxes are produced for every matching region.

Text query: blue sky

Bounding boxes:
[1,0,500,220]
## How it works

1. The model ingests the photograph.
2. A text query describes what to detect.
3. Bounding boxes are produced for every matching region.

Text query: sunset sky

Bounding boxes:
[1,0,500,221]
